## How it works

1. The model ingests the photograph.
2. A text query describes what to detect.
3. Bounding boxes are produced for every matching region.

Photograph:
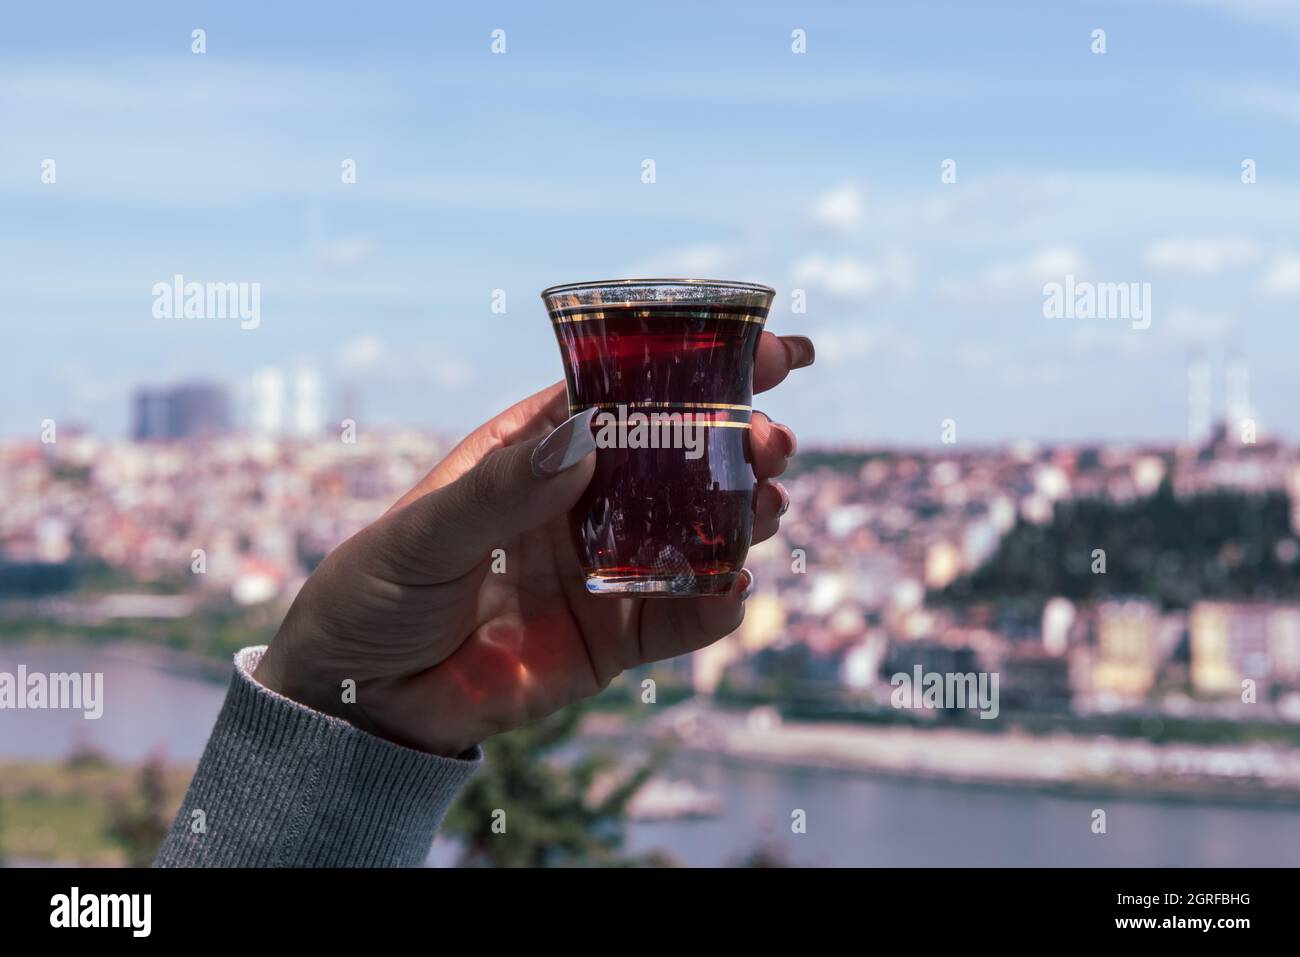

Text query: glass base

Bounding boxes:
[584,571,739,597]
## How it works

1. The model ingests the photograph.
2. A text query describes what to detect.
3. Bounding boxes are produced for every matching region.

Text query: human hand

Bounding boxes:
[253,333,814,756]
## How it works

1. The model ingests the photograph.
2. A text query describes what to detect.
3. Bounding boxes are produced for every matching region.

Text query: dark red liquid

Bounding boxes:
[547,300,766,595]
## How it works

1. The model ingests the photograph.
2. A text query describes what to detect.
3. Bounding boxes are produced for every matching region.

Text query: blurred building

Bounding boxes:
[924,540,962,589]
[1186,355,1212,446]
[1190,601,1300,696]
[1091,599,1163,699]
[249,365,326,438]
[885,639,981,684]
[998,646,1075,714]
[132,383,231,440]
[250,366,287,436]
[693,592,787,694]
[1041,596,1076,656]
[291,366,325,437]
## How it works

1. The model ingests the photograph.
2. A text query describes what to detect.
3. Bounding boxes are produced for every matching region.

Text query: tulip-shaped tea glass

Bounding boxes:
[542,279,775,596]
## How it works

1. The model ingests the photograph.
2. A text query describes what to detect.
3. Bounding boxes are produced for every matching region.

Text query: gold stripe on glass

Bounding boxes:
[573,401,752,412]
[550,312,767,325]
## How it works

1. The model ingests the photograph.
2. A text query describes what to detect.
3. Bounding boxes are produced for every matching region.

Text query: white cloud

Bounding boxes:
[997,247,1082,284]
[1163,306,1237,344]
[810,184,866,231]
[999,361,1064,388]
[954,343,1000,370]
[1220,84,1300,124]
[942,247,1083,305]
[335,336,475,392]
[337,335,386,374]
[1176,0,1300,42]
[0,63,396,207]
[1261,253,1300,296]
[954,342,1064,387]
[432,356,475,390]
[1068,306,1234,357]
[318,238,377,270]
[791,252,912,299]
[811,322,920,364]
[625,244,742,277]
[1145,236,1257,274]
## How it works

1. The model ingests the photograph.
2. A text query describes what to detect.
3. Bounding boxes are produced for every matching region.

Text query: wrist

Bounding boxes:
[250,643,362,730]
[251,644,476,759]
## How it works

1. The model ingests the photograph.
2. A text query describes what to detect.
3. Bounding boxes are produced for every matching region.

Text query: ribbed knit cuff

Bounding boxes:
[155,646,482,868]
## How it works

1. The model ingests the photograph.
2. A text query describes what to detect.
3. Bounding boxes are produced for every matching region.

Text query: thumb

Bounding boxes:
[382,407,597,581]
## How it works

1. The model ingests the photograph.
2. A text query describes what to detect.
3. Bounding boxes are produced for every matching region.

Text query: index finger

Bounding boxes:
[388,381,569,513]
[755,333,816,395]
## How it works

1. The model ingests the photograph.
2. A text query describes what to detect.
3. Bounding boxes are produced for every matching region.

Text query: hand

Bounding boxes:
[253,333,815,756]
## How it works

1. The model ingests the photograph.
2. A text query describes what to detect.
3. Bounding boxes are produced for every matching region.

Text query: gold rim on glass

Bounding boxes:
[540,277,776,298]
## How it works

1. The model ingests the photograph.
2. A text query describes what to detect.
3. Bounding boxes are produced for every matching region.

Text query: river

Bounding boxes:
[4,645,1299,867]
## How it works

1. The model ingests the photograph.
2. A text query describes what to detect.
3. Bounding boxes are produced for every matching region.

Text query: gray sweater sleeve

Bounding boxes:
[155,646,482,868]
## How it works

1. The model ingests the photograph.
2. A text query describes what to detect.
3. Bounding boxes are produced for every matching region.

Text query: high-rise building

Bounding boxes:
[1186,355,1212,445]
[131,383,230,440]
[250,366,287,436]
[249,365,324,438]
[291,366,324,437]
[1224,355,1253,433]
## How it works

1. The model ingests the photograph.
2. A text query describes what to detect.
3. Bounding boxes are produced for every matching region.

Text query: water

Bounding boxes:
[623,750,1300,867]
[4,645,1299,867]
[0,645,228,762]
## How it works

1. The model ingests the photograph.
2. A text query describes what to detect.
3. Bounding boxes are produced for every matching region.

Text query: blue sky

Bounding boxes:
[3,0,1300,445]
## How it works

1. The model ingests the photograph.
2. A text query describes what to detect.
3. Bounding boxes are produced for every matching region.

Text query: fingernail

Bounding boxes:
[738,568,755,601]
[773,423,797,458]
[782,335,815,369]
[773,482,790,516]
[531,407,598,478]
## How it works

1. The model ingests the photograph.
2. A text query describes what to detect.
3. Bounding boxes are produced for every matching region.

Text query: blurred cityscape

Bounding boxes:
[4,362,1300,865]
[7,0,1300,871]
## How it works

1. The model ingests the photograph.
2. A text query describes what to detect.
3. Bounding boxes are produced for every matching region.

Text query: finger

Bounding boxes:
[389,381,570,512]
[749,410,797,480]
[378,407,596,583]
[751,480,789,545]
[754,333,815,395]
[635,570,754,664]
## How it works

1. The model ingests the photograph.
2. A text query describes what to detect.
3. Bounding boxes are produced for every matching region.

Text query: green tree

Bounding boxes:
[105,757,170,867]
[938,481,1299,611]
[442,704,673,867]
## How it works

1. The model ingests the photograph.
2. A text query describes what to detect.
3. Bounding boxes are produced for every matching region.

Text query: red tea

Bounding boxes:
[544,289,771,595]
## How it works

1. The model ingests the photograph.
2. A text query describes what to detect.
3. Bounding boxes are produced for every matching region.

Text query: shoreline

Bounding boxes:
[669,740,1300,811]
[93,641,234,684]
[5,640,1299,812]
[0,638,233,685]
[589,710,1300,811]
